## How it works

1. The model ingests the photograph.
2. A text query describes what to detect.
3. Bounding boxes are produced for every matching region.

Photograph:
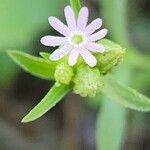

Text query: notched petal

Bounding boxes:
[50,45,72,61]
[40,36,67,47]
[89,29,108,42]
[48,16,70,36]
[86,18,102,36]
[79,48,97,67]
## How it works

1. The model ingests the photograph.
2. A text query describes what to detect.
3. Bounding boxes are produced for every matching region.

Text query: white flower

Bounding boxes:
[41,6,108,67]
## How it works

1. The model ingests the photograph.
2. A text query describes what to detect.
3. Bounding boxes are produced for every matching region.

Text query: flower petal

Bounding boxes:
[64,6,76,31]
[85,42,105,53]
[86,18,102,36]
[50,45,72,61]
[77,7,89,31]
[40,36,67,47]
[48,17,70,36]
[79,48,97,67]
[68,48,79,66]
[89,29,108,42]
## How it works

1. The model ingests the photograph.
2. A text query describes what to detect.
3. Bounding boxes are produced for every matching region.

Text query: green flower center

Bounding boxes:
[71,35,83,45]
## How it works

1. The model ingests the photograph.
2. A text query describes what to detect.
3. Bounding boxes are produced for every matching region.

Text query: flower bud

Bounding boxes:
[73,65,104,97]
[54,63,74,85]
[96,39,125,74]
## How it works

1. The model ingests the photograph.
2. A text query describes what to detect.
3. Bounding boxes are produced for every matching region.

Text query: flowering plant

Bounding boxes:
[7,1,150,125]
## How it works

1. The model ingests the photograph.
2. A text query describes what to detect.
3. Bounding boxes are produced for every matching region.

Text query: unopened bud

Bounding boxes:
[54,63,74,85]
[73,65,103,97]
[96,39,125,74]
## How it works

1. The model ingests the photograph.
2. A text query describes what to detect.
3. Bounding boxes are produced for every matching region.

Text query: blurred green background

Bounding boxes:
[0,0,149,150]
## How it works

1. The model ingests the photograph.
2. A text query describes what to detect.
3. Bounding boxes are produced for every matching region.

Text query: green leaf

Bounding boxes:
[70,0,81,15]
[102,75,150,111]
[22,83,71,123]
[96,99,126,150]
[7,50,57,80]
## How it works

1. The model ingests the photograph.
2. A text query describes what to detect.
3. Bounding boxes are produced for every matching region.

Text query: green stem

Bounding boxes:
[96,99,126,150]
[100,0,132,47]
[96,0,133,150]
[70,0,81,15]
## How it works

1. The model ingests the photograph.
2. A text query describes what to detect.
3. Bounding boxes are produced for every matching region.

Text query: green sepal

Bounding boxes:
[22,83,72,123]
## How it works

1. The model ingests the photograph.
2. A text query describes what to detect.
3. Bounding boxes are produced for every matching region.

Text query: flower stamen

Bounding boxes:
[72,35,83,45]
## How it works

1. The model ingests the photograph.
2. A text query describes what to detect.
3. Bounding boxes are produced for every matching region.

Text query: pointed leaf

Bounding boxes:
[22,83,71,123]
[7,50,57,80]
[102,75,150,111]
